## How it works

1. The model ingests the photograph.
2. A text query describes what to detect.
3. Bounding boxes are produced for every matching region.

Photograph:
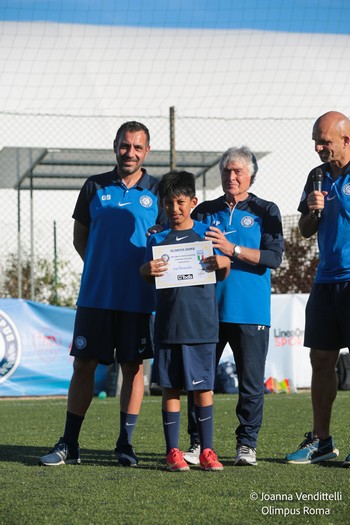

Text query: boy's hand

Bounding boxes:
[202,254,231,281]
[140,258,168,282]
[203,255,229,271]
[148,257,169,277]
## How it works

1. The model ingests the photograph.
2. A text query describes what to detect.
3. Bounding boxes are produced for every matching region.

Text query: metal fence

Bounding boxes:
[0,114,319,303]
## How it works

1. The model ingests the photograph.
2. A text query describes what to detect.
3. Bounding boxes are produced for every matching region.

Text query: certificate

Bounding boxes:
[152,240,216,289]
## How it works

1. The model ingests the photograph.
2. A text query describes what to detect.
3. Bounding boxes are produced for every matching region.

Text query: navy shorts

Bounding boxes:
[305,282,350,350]
[71,307,154,365]
[154,343,216,391]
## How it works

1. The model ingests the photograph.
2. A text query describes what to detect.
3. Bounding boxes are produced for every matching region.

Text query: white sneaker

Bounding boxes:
[183,443,201,465]
[234,445,257,466]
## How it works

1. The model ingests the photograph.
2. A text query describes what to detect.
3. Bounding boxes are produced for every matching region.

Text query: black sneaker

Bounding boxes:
[38,437,81,466]
[115,444,139,467]
[343,453,350,468]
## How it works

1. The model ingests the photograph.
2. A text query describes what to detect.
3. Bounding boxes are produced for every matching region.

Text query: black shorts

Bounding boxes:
[70,307,154,365]
[304,282,350,350]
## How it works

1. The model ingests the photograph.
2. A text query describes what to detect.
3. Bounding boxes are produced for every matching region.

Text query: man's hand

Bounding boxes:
[204,226,234,257]
[307,190,328,214]
[146,224,164,236]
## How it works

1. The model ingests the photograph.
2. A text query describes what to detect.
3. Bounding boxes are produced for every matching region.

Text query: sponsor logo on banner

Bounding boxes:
[274,327,304,347]
[0,309,22,384]
[32,332,62,362]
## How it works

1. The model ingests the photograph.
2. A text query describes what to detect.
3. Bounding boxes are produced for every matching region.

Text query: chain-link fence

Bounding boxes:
[0,114,319,303]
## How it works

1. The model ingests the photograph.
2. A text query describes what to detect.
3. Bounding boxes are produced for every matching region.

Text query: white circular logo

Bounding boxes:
[74,336,87,350]
[300,190,307,202]
[140,195,153,208]
[342,183,350,196]
[241,216,255,228]
[0,310,22,384]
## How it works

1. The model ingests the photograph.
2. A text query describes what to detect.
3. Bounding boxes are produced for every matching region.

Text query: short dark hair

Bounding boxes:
[115,121,150,146]
[159,170,196,201]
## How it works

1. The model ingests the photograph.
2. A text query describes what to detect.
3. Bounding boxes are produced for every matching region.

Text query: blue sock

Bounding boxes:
[116,411,138,448]
[162,410,180,454]
[195,404,213,451]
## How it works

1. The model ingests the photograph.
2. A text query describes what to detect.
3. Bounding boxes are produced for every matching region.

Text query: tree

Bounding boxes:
[272,226,319,293]
[2,252,79,306]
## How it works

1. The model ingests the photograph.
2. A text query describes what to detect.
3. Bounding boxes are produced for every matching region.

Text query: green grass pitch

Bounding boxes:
[0,392,349,525]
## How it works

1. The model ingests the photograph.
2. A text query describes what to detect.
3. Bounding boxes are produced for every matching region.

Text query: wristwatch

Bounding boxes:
[233,245,241,258]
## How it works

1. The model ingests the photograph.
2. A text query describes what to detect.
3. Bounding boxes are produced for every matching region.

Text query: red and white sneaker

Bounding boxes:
[199,448,224,471]
[166,448,190,471]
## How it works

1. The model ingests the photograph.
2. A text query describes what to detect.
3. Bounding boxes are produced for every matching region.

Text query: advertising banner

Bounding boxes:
[220,294,312,389]
[0,299,107,396]
[0,295,326,396]
[266,294,311,389]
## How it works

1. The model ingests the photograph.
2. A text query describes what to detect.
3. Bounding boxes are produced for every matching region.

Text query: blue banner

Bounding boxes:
[0,299,108,396]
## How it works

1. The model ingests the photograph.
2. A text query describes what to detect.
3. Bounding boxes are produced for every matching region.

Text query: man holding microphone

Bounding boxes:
[285,111,350,467]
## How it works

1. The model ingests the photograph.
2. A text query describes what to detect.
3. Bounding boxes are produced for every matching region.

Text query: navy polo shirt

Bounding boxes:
[73,168,162,313]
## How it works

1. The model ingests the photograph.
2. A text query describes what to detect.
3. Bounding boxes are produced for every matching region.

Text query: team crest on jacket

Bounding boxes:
[342,183,350,196]
[0,310,22,384]
[140,195,153,208]
[241,216,254,228]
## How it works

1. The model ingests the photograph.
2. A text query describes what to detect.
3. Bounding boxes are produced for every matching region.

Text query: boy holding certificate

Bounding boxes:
[140,170,230,471]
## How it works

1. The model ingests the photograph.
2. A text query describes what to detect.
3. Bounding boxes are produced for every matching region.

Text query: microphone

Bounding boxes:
[312,168,323,219]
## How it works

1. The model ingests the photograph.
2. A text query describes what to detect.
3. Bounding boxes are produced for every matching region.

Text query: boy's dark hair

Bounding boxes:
[159,170,196,201]
[115,121,150,146]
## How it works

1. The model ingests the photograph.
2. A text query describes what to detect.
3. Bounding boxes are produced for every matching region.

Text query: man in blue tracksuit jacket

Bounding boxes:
[184,145,284,467]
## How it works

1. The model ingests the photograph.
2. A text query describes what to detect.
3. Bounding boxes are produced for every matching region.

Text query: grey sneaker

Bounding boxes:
[183,442,201,465]
[234,445,257,466]
[38,438,81,466]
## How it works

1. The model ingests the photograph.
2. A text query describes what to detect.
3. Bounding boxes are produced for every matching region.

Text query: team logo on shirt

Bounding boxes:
[140,195,153,208]
[342,183,350,196]
[241,216,254,228]
[0,310,22,384]
[74,336,87,350]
